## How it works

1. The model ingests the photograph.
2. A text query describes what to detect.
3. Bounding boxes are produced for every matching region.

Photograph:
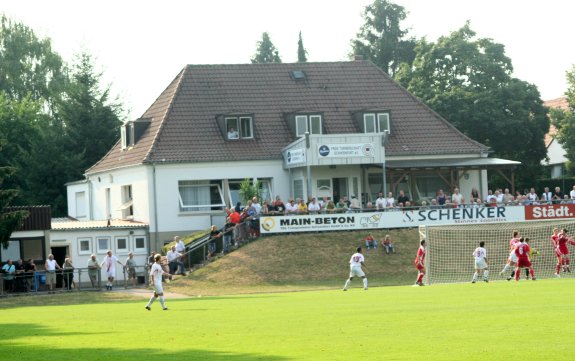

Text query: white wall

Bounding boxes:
[545,139,567,166]
[66,182,89,219]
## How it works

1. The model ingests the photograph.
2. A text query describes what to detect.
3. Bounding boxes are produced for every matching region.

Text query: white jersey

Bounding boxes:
[150,263,165,284]
[45,259,57,271]
[102,255,118,273]
[349,253,365,268]
[473,247,487,262]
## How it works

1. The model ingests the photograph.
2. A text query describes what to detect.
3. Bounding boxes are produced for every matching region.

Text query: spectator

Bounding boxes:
[570,186,575,200]
[318,196,328,209]
[45,254,61,293]
[125,252,137,287]
[503,188,514,205]
[541,187,553,204]
[14,259,26,292]
[2,259,16,292]
[227,127,239,139]
[336,198,348,212]
[349,195,361,212]
[471,188,480,202]
[167,245,187,275]
[261,200,270,214]
[436,189,447,206]
[365,201,376,211]
[325,200,336,213]
[527,188,539,204]
[23,259,36,292]
[297,198,308,214]
[494,190,504,205]
[381,235,396,254]
[285,199,298,214]
[451,188,464,206]
[223,215,235,252]
[397,190,409,205]
[562,195,572,204]
[485,189,496,204]
[553,187,564,204]
[364,233,377,251]
[234,201,242,213]
[429,198,441,209]
[175,236,186,254]
[386,191,396,208]
[375,192,387,210]
[87,254,100,288]
[208,225,222,259]
[308,197,321,213]
[252,197,262,215]
[62,256,76,291]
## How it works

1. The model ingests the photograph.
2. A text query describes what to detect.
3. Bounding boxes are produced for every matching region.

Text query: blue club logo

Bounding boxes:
[318,145,330,157]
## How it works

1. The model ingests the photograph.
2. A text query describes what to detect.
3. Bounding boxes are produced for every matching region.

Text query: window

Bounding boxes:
[178,180,225,212]
[225,117,253,139]
[75,191,86,218]
[134,236,147,252]
[295,115,322,137]
[97,237,110,254]
[116,237,128,254]
[293,179,304,201]
[227,179,272,207]
[121,123,134,149]
[78,238,92,255]
[121,185,133,219]
[121,125,127,149]
[317,179,331,191]
[363,112,390,134]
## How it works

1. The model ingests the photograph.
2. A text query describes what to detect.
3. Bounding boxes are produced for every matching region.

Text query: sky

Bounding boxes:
[1,0,574,120]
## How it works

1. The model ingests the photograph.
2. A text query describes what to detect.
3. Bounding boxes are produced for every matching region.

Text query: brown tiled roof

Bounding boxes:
[88,61,488,174]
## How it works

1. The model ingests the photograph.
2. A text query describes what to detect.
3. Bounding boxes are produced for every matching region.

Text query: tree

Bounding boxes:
[297,31,308,62]
[251,32,282,63]
[552,65,575,174]
[351,0,416,77]
[239,178,262,205]
[0,15,68,110]
[397,23,548,189]
[0,165,29,248]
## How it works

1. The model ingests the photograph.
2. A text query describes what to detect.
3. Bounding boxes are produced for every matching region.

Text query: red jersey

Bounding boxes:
[229,212,240,224]
[509,237,520,251]
[557,234,575,254]
[414,245,426,265]
[515,243,531,260]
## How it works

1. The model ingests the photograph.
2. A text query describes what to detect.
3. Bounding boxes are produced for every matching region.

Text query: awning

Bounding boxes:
[383,157,521,169]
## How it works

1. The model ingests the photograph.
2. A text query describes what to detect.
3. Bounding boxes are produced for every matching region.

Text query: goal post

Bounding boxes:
[419,220,575,285]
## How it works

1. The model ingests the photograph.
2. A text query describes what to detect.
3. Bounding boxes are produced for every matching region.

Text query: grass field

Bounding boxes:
[2,279,575,361]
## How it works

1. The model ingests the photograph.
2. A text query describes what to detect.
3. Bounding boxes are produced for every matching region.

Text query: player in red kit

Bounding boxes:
[414,239,426,286]
[514,237,535,281]
[499,230,520,280]
[551,228,562,277]
[556,229,575,275]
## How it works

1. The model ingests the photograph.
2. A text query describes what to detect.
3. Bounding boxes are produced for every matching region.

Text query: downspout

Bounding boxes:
[88,176,93,220]
[152,163,159,254]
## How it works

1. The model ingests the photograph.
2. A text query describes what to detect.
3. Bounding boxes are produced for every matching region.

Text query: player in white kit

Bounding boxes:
[145,254,168,311]
[343,247,368,291]
[472,241,489,283]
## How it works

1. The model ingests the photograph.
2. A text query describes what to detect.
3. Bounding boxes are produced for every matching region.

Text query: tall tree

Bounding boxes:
[351,0,416,77]
[0,15,68,110]
[251,32,282,63]
[551,65,575,174]
[57,52,124,172]
[397,23,549,189]
[0,165,29,248]
[297,31,308,62]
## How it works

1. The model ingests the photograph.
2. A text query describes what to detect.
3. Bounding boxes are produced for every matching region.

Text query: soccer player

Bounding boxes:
[472,241,489,283]
[551,228,562,277]
[145,254,169,311]
[499,230,520,280]
[514,237,535,281]
[343,247,368,291]
[100,250,124,291]
[414,239,426,286]
[555,228,575,276]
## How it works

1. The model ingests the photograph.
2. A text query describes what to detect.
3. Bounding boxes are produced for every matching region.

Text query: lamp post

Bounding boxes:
[382,133,389,199]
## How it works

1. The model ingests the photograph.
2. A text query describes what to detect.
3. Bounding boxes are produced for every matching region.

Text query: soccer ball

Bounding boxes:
[531,248,540,257]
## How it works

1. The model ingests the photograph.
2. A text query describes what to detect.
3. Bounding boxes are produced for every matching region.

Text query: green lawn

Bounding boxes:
[2,279,575,360]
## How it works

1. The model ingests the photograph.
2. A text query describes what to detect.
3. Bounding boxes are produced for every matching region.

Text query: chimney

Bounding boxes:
[354,54,364,61]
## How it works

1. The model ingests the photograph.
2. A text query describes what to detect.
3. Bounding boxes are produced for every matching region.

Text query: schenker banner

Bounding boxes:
[259,205,575,233]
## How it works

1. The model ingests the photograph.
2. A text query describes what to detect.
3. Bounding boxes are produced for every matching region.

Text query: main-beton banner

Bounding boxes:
[260,205,575,233]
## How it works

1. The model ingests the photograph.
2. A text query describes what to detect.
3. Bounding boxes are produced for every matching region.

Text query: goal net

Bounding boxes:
[419,220,575,285]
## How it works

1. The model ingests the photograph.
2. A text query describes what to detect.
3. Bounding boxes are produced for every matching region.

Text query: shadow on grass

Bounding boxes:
[1,323,290,361]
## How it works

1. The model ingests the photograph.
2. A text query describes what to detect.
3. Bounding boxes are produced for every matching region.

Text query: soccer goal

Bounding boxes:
[419,220,575,285]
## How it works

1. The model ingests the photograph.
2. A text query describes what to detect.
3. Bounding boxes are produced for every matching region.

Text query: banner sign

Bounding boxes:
[260,206,532,233]
[524,204,575,220]
[317,143,374,158]
[286,148,306,165]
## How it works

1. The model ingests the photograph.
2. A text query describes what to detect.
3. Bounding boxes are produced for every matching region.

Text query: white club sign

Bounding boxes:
[318,143,375,158]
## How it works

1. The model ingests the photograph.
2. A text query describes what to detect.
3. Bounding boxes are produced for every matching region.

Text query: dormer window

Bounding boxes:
[225,116,253,140]
[120,122,134,149]
[363,112,390,134]
[295,115,322,137]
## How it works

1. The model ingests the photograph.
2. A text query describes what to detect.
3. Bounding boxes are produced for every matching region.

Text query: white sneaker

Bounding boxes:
[555,273,561,278]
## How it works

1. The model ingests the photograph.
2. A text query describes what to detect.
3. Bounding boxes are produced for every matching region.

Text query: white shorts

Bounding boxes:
[106,271,116,278]
[153,281,164,295]
[349,266,365,278]
[475,259,488,270]
[508,252,518,263]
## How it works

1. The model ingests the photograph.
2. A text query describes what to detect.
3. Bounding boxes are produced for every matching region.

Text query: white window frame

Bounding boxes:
[121,125,127,149]
[225,116,253,139]
[178,180,225,212]
[316,179,331,191]
[121,185,133,219]
[78,237,92,256]
[75,191,86,218]
[296,115,322,137]
[364,113,390,134]
[293,179,305,200]
[115,236,129,255]
[133,236,147,253]
[96,237,111,254]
